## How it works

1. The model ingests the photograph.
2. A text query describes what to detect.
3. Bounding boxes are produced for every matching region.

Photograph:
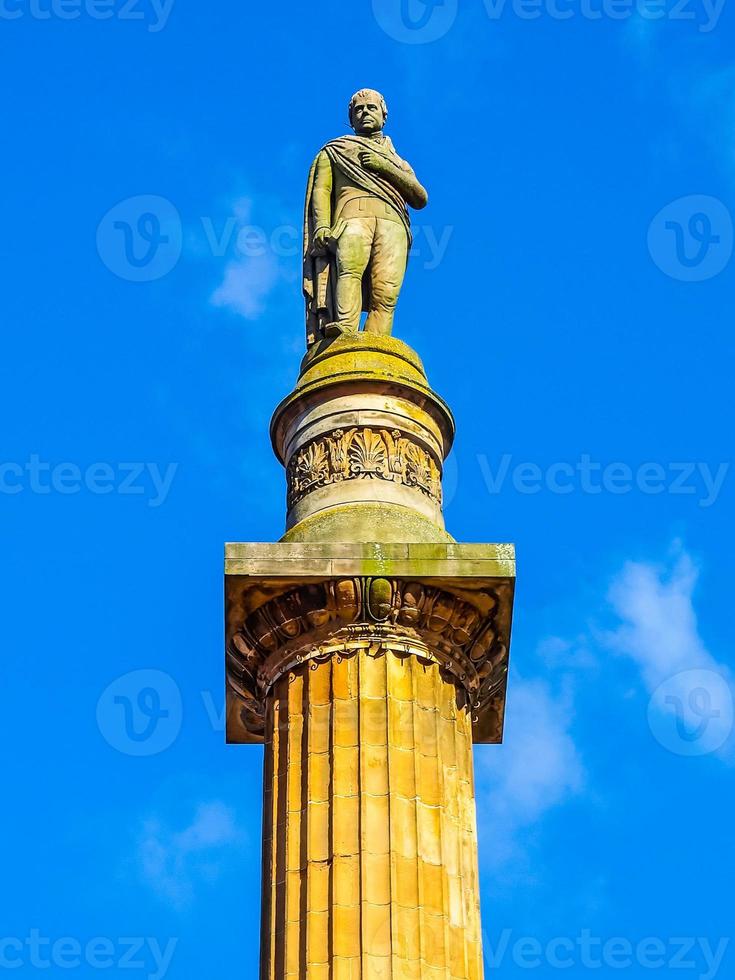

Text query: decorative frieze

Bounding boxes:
[286,426,442,509]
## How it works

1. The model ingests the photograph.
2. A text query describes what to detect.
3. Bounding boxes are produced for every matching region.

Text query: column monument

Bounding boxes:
[225,89,516,979]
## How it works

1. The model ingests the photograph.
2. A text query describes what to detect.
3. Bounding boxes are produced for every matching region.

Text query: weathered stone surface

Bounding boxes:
[280,501,454,545]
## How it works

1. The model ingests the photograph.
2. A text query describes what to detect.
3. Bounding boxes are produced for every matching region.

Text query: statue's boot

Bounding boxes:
[323,321,357,338]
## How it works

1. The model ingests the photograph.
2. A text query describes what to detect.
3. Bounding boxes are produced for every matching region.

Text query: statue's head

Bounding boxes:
[348,89,387,135]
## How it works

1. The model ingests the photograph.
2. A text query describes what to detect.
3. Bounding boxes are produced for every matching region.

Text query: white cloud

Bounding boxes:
[139,801,242,909]
[606,546,710,686]
[605,544,734,760]
[211,251,282,319]
[209,195,292,319]
[475,674,584,866]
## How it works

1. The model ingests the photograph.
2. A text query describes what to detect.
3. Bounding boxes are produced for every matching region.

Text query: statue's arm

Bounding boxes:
[359,149,428,210]
[311,151,333,238]
[384,159,429,210]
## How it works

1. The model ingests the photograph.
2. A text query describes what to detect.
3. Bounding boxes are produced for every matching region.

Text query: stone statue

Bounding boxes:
[303,89,428,347]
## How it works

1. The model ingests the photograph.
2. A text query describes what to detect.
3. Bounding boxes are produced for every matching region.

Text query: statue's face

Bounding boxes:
[351,96,385,135]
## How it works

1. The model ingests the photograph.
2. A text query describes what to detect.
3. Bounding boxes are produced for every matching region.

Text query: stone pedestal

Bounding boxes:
[226,336,515,978]
[270,335,454,544]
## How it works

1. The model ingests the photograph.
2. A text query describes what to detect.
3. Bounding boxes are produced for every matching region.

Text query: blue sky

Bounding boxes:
[2,1,734,977]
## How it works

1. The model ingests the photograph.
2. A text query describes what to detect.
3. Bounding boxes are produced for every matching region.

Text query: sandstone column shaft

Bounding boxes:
[260,648,484,980]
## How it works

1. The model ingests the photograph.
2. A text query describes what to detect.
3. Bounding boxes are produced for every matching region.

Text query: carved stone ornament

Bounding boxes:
[226,577,509,740]
[286,427,442,509]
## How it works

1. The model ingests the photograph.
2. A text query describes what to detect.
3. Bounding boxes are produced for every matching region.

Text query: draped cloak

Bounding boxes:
[303,135,412,347]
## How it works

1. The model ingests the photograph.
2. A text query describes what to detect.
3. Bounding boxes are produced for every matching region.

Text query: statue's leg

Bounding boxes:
[334,218,373,333]
[363,218,408,336]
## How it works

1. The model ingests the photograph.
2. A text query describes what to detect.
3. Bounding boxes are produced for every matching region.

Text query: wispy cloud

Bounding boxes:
[139,801,243,909]
[209,196,293,319]
[475,673,585,866]
[211,251,282,319]
[685,65,735,172]
[620,21,735,175]
[605,543,734,761]
[606,546,709,684]
[475,541,733,870]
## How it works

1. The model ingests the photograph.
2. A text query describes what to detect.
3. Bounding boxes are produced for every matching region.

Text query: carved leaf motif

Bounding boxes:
[295,441,329,489]
[404,442,432,492]
[384,429,405,478]
[349,428,387,475]
[326,428,354,479]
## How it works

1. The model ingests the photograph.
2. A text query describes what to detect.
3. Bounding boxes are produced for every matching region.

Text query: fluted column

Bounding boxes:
[260,645,484,980]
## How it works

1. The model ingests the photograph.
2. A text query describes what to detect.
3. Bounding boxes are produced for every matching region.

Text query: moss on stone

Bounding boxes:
[280,502,455,545]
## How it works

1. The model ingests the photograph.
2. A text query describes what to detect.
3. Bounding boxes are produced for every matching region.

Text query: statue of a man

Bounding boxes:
[303,89,428,347]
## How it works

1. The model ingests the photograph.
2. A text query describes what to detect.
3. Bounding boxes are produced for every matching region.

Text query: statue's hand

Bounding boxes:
[359,149,385,173]
[312,226,331,254]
